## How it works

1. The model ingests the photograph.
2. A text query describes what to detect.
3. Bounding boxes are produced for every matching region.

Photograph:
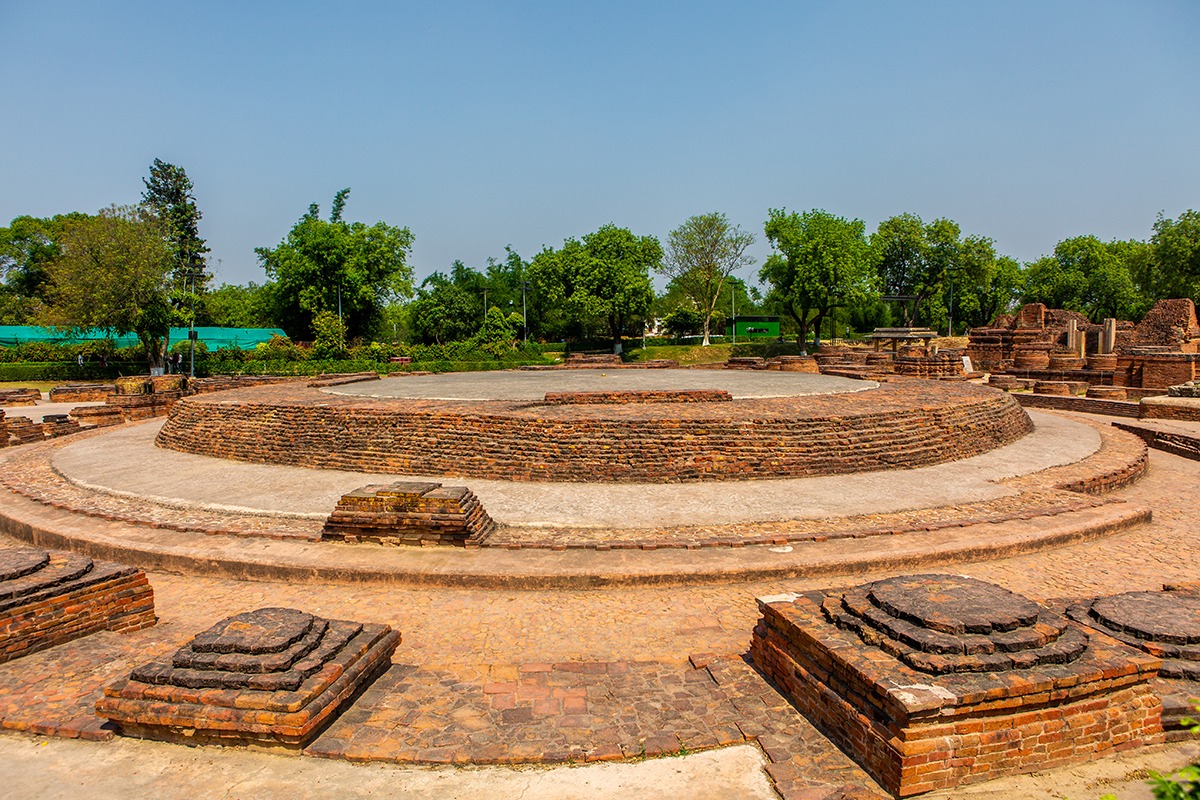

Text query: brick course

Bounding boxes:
[0,547,155,664]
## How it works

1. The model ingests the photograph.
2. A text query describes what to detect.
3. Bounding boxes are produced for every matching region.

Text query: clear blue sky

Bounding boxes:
[1,1,1197,289]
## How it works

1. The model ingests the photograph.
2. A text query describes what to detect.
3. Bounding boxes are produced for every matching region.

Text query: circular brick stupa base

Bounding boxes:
[155,372,1034,483]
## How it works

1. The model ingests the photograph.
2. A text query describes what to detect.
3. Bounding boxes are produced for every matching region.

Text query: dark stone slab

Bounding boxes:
[1069,590,1200,679]
[190,607,315,655]
[0,547,50,581]
[827,575,1087,675]
[0,552,98,609]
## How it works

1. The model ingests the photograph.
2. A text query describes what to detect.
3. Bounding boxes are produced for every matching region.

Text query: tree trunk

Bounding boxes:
[701,315,711,347]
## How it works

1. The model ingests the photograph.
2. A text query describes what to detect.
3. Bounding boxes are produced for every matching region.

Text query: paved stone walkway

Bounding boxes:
[49,412,1098,528]
[0,411,1198,799]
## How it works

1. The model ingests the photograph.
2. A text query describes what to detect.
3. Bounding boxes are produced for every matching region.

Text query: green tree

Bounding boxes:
[142,159,210,290]
[951,245,1024,331]
[527,224,659,352]
[1022,236,1149,320]
[663,307,706,338]
[203,282,276,328]
[310,310,348,359]
[1147,210,1200,302]
[256,189,415,341]
[657,212,755,346]
[408,265,483,344]
[760,209,876,352]
[872,213,964,327]
[0,213,89,322]
[42,205,175,369]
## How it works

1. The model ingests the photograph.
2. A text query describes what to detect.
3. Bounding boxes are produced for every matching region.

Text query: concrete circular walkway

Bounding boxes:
[52,412,1098,528]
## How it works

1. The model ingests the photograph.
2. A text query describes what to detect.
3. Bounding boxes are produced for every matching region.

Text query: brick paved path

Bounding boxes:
[0,415,1198,798]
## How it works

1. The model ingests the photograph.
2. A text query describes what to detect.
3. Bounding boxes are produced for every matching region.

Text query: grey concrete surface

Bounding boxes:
[325,369,876,400]
[0,734,776,800]
[50,411,1099,528]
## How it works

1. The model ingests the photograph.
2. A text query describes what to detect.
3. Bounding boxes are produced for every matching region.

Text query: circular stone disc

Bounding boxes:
[1091,592,1200,644]
[0,548,50,582]
[866,574,1041,635]
[323,370,874,401]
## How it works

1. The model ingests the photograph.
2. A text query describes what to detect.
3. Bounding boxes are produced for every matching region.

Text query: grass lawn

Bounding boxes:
[623,343,735,366]
[0,381,59,392]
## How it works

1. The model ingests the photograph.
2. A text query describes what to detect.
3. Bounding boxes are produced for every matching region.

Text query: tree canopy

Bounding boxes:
[1145,210,1200,304]
[657,212,755,346]
[871,213,965,327]
[760,208,876,351]
[1022,235,1149,321]
[42,205,175,368]
[142,159,209,289]
[255,189,415,341]
[527,224,659,351]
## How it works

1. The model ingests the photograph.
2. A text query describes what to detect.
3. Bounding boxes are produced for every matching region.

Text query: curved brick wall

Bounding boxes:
[155,381,1034,483]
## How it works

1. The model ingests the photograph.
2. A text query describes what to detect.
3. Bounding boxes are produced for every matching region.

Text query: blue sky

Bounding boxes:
[1,1,1197,289]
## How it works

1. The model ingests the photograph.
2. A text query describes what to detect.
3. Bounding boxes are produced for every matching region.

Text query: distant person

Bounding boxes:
[76,353,84,368]
[99,354,107,368]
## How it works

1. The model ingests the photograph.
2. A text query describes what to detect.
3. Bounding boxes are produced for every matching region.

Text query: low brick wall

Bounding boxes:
[156,381,1034,483]
[0,388,41,406]
[0,548,156,664]
[1114,422,1200,462]
[1013,392,1142,418]
[49,384,115,402]
[542,390,732,405]
[1139,396,1200,421]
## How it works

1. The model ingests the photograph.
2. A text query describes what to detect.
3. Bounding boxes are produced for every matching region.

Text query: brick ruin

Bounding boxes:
[49,383,116,403]
[0,387,41,406]
[802,344,965,382]
[0,547,156,664]
[751,575,1162,797]
[97,607,399,748]
[969,299,1200,397]
[156,381,1033,483]
[726,355,820,372]
[323,481,496,546]
[0,410,80,447]
[1067,586,1200,740]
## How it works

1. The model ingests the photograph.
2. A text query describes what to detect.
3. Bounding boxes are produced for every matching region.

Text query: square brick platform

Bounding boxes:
[0,547,156,664]
[97,607,399,748]
[322,482,495,546]
[751,575,1163,796]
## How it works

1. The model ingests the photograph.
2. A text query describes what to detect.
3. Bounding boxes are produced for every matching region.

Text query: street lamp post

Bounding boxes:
[520,281,530,344]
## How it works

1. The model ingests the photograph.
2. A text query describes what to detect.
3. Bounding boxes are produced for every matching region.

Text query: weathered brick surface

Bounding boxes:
[0,547,155,664]
[323,482,496,546]
[751,576,1164,797]
[48,384,115,402]
[0,388,41,406]
[155,380,1034,483]
[307,372,380,388]
[96,607,399,748]
[1113,421,1200,462]
[1014,393,1142,419]
[1140,396,1200,421]
[542,390,732,404]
